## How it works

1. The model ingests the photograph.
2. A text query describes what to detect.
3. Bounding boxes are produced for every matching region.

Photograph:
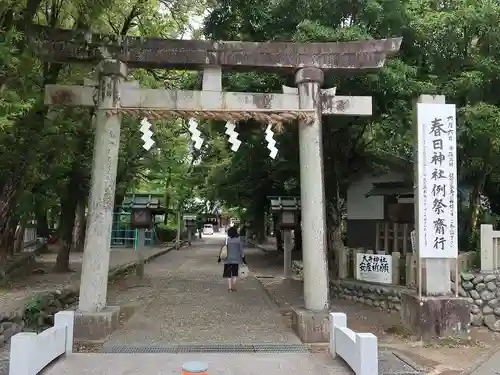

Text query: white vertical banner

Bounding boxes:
[416,103,458,259]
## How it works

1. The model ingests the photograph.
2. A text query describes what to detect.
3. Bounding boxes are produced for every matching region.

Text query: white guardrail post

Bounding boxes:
[9,311,74,375]
[329,312,378,375]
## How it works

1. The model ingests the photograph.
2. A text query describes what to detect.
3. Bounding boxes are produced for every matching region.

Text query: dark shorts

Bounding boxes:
[223,263,239,278]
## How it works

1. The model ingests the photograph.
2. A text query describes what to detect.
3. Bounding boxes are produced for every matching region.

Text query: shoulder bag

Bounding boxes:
[219,236,228,260]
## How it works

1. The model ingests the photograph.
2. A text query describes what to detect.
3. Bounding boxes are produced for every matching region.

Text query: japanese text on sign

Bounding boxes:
[416,103,458,259]
[355,253,392,284]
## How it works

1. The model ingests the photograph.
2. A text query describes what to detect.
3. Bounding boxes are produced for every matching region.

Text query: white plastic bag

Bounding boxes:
[239,264,250,279]
[219,236,228,260]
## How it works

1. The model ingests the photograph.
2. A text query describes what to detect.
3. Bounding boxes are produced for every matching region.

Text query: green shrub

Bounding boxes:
[23,294,44,330]
[155,223,177,242]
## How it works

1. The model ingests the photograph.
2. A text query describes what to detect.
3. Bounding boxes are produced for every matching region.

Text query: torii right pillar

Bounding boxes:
[290,68,331,342]
[296,68,330,312]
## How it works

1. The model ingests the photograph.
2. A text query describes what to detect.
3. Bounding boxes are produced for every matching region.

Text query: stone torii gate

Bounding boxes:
[37,25,401,342]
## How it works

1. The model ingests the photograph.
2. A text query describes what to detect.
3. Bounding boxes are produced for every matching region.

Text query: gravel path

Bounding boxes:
[103,236,300,347]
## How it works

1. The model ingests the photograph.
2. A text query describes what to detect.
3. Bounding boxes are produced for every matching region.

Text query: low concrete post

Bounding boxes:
[136,228,146,278]
[480,224,494,272]
[54,310,75,354]
[283,229,293,278]
[328,312,346,358]
[176,210,181,250]
[328,312,378,375]
[391,251,401,285]
[356,333,378,375]
[9,332,36,375]
[338,249,349,279]
[351,248,363,280]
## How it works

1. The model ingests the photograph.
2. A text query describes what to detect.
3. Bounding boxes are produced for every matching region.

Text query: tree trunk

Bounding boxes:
[55,198,77,272]
[250,206,266,244]
[273,215,283,251]
[55,176,79,272]
[293,222,302,258]
[72,199,86,252]
[164,170,172,224]
[0,177,21,260]
[35,204,50,238]
[14,222,25,253]
[0,214,19,261]
[255,215,266,243]
[325,170,345,280]
[462,169,490,250]
[326,212,344,279]
[470,172,489,232]
[176,209,181,249]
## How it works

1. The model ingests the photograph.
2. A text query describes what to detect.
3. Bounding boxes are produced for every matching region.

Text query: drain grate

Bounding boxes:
[102,343,310,354]
[0,359,9,375]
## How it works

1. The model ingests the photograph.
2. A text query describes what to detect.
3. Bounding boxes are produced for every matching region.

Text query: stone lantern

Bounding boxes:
[182,214,197,244]
[268,196,301,278]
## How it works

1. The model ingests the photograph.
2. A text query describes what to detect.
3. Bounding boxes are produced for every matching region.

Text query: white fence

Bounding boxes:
[481,224,500,272]
[329,312,378,375]
[9,311,74,375]
[23,228,36,246]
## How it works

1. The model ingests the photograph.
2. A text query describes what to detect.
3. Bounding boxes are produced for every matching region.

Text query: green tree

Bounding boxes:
[0,0,208,268]
[202,0,500,262]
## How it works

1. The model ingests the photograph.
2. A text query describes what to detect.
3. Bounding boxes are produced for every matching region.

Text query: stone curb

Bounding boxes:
[460,343,500,375]
[247,240,276,254]
[252,275,286,313]
[379,347,426,374]
[107,241,187,279]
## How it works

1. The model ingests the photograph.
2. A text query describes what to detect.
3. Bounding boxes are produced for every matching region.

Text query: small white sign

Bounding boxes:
[356,253,392,284]
[416,103,458,259]
[410,230,416,253]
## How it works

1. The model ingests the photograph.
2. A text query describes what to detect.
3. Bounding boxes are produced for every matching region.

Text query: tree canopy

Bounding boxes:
[1,0,500,271]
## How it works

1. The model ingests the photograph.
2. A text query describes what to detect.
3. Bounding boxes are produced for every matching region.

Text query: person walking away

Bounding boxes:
[218,226,246,291]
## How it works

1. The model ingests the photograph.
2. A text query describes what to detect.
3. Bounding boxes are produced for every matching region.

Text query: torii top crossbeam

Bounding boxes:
[31,25,402,72]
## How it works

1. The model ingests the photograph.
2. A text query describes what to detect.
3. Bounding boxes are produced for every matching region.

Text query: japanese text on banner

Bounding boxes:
[416,103,458,259]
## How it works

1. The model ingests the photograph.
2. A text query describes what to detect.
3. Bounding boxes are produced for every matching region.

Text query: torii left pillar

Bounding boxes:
[75,59,126,342]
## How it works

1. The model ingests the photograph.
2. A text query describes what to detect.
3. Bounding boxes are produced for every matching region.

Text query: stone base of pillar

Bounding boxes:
[400,291,470,341]
[290,306,329,343]
[73,306,121,343]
